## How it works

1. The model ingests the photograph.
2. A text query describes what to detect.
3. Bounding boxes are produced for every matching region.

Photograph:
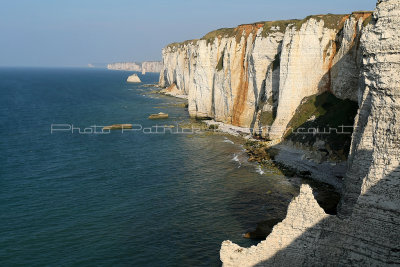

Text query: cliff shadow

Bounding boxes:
[227,180,297,240]
[227,171,341,240]
[234,43,368,242]
[283,28,364,157]
[337,83,373,217]
[252,162,400,266]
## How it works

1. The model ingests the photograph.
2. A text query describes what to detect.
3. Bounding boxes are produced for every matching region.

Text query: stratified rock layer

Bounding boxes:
[159,13,371,139]
[220,0,400,265]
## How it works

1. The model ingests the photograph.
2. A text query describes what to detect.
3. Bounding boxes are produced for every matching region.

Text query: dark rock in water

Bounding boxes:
[103,124,133,130]
[148,112,169,119]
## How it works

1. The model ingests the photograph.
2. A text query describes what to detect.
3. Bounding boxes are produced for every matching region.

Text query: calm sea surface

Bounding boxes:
[0,68,299,266]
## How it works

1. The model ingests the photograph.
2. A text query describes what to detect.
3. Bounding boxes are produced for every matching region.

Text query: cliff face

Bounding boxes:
[220,0,400,265]
[107,61,163,72]
[159,13,371,139]
[141,61,163,73]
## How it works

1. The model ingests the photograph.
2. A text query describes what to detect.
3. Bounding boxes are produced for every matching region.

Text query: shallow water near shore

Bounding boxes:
[0,68,303,266]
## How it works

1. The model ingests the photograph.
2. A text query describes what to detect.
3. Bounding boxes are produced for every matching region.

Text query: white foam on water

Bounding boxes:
[256,165,265,175]
[232,154,241,168]
[223,138,234,144]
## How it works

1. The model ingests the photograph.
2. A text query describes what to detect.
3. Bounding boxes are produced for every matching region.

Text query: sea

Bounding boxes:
[0,68,300,266]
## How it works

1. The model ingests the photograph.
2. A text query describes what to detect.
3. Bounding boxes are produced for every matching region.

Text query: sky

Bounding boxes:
[0,0,377,67]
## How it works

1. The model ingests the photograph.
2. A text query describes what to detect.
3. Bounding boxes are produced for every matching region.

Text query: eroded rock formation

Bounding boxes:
[159,12,371,140]
[127,74,141,83]
[220,0,400,265]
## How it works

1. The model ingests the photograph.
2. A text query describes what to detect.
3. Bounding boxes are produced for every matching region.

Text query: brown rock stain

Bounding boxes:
[352,11,373,20]
[231,25,261,126]
[322,12,371,93]
[165,83,176,92]
[340,15,351,27]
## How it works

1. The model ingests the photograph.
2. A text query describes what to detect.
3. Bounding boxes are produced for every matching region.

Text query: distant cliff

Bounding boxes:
[107,62,141,71]
[107,61,162,72]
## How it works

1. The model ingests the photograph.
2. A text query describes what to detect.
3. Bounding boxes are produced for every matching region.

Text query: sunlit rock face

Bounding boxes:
[220,0,400,265]
[159,13,371,139]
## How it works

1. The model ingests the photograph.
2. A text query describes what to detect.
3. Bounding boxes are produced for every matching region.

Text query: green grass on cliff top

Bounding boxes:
[166,12,372,49]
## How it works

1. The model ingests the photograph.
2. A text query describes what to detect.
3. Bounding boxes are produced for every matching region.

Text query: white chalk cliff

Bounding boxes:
[108,61,163,73]
[159,12,371,139]
[108,62,141,71]
[220,0,400,265]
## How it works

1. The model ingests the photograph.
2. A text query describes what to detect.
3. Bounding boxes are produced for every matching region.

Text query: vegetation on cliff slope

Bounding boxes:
[260,20,299,36]
[166,39,199,50]
[202,28,236,44]
[259,97,277,126]
[292,14,349,31]
[285,91,358,159]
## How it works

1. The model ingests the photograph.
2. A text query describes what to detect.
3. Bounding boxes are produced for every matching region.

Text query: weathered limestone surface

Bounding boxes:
[268,14,368,139]
[220,0,400,265]
[160,28,284,127]
[159,13,371,139]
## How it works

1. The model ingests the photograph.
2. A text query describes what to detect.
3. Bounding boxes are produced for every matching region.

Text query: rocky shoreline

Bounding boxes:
[201,118,347,190]
[155,91,343,240]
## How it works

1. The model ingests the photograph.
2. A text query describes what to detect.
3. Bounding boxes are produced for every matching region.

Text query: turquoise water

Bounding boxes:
[0,68,299,266]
